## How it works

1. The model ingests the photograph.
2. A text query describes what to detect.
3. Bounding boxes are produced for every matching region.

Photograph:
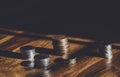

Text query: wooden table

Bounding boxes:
[0,28,120,77]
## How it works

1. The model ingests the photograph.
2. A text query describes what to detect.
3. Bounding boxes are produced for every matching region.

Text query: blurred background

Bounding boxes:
[0,1,119,42]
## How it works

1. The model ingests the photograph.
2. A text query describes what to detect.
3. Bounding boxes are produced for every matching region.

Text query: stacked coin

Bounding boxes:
[52,35,69,55]
[98,41,113,59]
[20,46,35,61]
[34,54,50,68]
[64,55,77,65]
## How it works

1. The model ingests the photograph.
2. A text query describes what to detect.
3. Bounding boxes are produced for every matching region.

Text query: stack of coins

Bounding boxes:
[52,35,69,55]
[34,54,50,68]
[98,41,112,59]
[20,46,35,61]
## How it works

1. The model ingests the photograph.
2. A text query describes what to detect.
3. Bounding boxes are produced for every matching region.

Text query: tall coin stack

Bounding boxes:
[52,35,69,55]
[98,41,112,59]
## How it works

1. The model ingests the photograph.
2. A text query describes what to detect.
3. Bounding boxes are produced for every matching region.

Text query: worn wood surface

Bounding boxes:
[0,28,120,77]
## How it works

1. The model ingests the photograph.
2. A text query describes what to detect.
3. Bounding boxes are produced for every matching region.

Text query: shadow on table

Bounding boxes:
[0,50,22,59]
[36,47,64,56]
[0,28,52,40]
[71,42,101,58]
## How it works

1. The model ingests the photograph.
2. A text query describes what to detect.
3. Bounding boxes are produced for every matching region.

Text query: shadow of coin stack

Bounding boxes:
[52,35,69,56]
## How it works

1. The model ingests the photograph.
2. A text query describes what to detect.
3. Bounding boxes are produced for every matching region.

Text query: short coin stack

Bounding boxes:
[34,54,50,68]
[20,46,35,61]
[52,35,69,55]
[63,55,77,65]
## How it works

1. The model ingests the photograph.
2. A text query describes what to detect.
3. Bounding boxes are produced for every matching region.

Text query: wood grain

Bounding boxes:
[0,28,120,77]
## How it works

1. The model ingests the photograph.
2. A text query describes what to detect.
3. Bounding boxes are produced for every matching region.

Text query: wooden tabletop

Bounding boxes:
[0,28,120,77]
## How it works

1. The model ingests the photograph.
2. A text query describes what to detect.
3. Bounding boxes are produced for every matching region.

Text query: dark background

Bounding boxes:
[0,1,119,42]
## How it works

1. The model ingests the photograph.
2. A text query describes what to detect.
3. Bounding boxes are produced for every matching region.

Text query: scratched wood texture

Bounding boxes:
[0,28,120,77]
